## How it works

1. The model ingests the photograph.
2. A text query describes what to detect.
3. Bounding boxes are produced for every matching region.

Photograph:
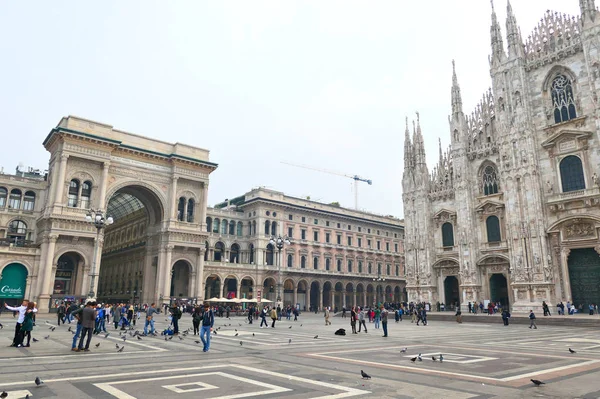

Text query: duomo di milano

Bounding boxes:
[1,1,600,313]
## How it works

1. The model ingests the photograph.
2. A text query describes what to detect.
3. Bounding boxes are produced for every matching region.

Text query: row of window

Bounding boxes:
[441,215,501,247]
[287,214,400,238]
[285,254,401,276]
[291,227,399,252]
[206,217,244,236]
[0,188,36,211]
[176,197,195,222]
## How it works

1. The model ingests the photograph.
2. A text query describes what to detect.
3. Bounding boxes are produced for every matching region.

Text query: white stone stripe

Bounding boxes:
[500,360,600,382]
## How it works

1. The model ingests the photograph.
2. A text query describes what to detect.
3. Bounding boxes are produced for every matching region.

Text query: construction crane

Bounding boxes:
[280,161,372,210]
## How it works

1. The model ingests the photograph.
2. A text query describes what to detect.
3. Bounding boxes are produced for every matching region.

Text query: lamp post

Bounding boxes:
[373,270,385,305]
[84,209,113,299]
[269,235,291,304]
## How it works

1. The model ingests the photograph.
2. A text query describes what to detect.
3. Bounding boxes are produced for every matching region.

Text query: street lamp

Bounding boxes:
[373,270,385,304]
[269,235,291,303]
[84,209,113,299]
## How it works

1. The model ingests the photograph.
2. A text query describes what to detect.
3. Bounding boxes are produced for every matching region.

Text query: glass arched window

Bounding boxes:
[486,215,501,243]
[206,217,212,233]
[287,254,293,267]
[177,197,185,221]
[9,189,21,209]
[0,187,6,208]
[441,222,454,247]
[301,256,306,269]
[237,221,243,236]
[249,244,254,264]
[214,242,225,261]
[551,74,577,124]
[221,219,228,235]
[229,220,235,235]
[230,243,240,263]
[23,191,35,211]
[187,199,195,222]
[337,259,342,272]
[8,220,27,235]
[560,155,586,192]
[213,218,220,233]
[313,257,319,270]
[325,258,331,271]
[68,180,79,207]
[264,221,270,235]
[81,181,92,209]
[482,165,499,195]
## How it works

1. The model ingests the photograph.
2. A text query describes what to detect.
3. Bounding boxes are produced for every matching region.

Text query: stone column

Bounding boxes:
[98,161,110,209]
[293,287,298,306]
[170,177,179,220]
[200,182,209,231]
[74,259,84,296]
[196,249,205,301]
[560,248,572,302]
[353,291,357,307]
[237,280,242,300]
[319,289,323,311]
[39,234,59,312]
[363,290,367,307]
[155,248,166,302]
[54,154,69,206]
[161,245,174,301]
[331,291,335,310]
[342,290,346,308]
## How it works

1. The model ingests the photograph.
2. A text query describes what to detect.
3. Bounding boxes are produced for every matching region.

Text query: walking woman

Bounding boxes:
[192,306,202,335]
[20,302,36,347]
[350,306,357,334]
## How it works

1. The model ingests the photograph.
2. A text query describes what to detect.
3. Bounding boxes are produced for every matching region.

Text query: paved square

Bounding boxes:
[1,313,600,398]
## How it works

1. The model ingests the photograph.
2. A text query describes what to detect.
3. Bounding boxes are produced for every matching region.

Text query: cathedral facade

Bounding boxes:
[402,1,600,312]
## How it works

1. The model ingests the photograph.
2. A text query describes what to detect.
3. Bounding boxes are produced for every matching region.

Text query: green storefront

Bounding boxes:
[0,263,28,304]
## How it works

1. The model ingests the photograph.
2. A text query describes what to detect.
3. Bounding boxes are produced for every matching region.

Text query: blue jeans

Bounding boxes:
[200,325,211,351]
[144,319,155,335]
[382,321,388,336]
[374,316,380,329]
[71,323,82,349]
[98,318,106,332]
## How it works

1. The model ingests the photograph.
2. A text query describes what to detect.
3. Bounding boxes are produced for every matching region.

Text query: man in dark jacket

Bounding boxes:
[77,300,97,352]
[57,302,66,326]
[199,304,214,352]
[501,308,510,326]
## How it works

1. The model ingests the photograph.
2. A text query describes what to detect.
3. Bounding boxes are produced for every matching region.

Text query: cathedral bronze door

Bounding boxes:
[568,248,600,310]
[444,276,460,309]
[489,273,509,308]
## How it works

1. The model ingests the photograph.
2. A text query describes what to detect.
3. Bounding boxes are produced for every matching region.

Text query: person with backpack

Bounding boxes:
[199,303,214,352]
[57,302,66,326]
[192,306,202,335]
[529,310,537,329]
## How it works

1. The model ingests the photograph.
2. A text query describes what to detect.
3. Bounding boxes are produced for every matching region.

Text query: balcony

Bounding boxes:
[546,187,600,213]
[436,246,458,257]
[480,240,508,252]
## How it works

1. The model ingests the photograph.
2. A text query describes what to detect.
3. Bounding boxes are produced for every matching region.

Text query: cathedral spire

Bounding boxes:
[413,112,426,167]
[451,60,463,115]
[404,116,413,171]
[580,0,597,25]
[438,137,444,167]
[490,0,506,65]
[505,0,524,59]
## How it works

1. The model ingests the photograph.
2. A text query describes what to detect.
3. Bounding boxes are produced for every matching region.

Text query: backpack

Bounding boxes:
[334,328,346,336]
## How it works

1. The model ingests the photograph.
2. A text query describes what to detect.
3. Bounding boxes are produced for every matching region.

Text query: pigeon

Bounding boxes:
[0,391,7,398]
[0,323,3,329]
[314,335,318,339]
[115,343,120,349]
[35,376,43,386]
[252,333,255,337]
[95,343,100,348]
[531,379,545,386]
[122,336,127,342]
[195,340,201,344]
[239,323,242,326]
[137,336,142,340]
[168,336,173,340]
[239,341,243,346]
[50,327,56,332]
[289,326,292,329]
[410,357,417,362]
[439,354,444,362]
[300,324,303,327]
[418,353,422,361]
[569,348,576,354]
[32,338,39,342]
[400,347,407,353]
[289,339,292,344]
[235,329,238,332]
[44,335,50,340]
[178,336,184,340]
[104,333,110,338]
[213,331,217,335]
[432,356,437,361]
[360,370,371,379]
[68,326,72,332]
[235,333,238,337]
[118,346,124,352]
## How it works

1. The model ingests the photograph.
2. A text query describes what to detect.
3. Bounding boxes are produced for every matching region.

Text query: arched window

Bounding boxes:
[551,74,577,123]
[249,244,255,264]
[486,215,501,243]
[441,222,454,247]
[560,155,586,192]
[9,189,21,209]
[325,258,331,271]
[213,218,220,233]
[348,260,353,273]
[206,217,212,233]
[0,187,6,208]
[230,243,240,263]
[67,180,79,207]
[313,257,319,270]
[177,197,185,221]
[229,220,235,235]
[23,191,35,211]
[81,181,92,209]
[482,165,499,195]
[237,221,243,236]
[187,199,195,222]
[337,259,342,272]
[8,220,27,245]
[301,256,306,269]
[265,221,270,235]
[221,219,228,235]
[266,244,274,265]
[358,261,363,273]
[287,254,293,267]
[271,222,277,236]
[214,242,225,261]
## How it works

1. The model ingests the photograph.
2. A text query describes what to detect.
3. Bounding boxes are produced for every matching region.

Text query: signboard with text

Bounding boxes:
[0,263,27,299]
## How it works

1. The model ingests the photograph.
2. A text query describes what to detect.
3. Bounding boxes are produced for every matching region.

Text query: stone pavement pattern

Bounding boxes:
[1,313,600,398]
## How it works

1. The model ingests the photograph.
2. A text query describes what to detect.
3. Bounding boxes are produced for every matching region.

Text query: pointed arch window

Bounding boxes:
[486,215,501,243]
[441,222,454,247]
[560,155,585,192]
[551,74,577,124]
[67,180,79,207]
[81,181,92,209]
[264,221,270,235]
[482,165,499,195]
[221,219,228,235]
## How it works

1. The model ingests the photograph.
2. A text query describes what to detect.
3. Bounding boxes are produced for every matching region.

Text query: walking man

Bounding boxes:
[381,306,389,337]
[76,300,97,352]
[501,308,510,326]
[144,303,158,336]
[57,302,66,326]
[358,307,367,333]
[270,306,277,328]
[529,310,537,329]
[324,307,331,326]
[199,303,214,352]
[260,307,269,328]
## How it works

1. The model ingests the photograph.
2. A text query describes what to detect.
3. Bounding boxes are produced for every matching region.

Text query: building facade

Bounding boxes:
[0,117,404,311]
[403,1,600,312]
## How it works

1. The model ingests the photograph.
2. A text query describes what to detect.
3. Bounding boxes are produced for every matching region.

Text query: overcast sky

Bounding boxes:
[0,1,581,218]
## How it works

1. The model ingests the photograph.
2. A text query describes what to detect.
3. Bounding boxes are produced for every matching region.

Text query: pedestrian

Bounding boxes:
[19,302,35,347]
[71,304,84,351]
[380,306,388,337]
[76,300,97,352]
[357,307,367,333]
[260,307,269,328]
[293,306,299,321]
[199,303,214,352]
[192,306,202,335]
[528,309,537,329]
[57,301,66,326]
[501,308,510,326]
[247,305,253,324]
[4,299,35,347]
[350,306,357,334]
[324,307,331,326]
[270,306,277,328]
[170,305,182,335]
[144,303,158,336]
[455,308,462,323]
[342,307,346,318]
[374,307,381,329]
